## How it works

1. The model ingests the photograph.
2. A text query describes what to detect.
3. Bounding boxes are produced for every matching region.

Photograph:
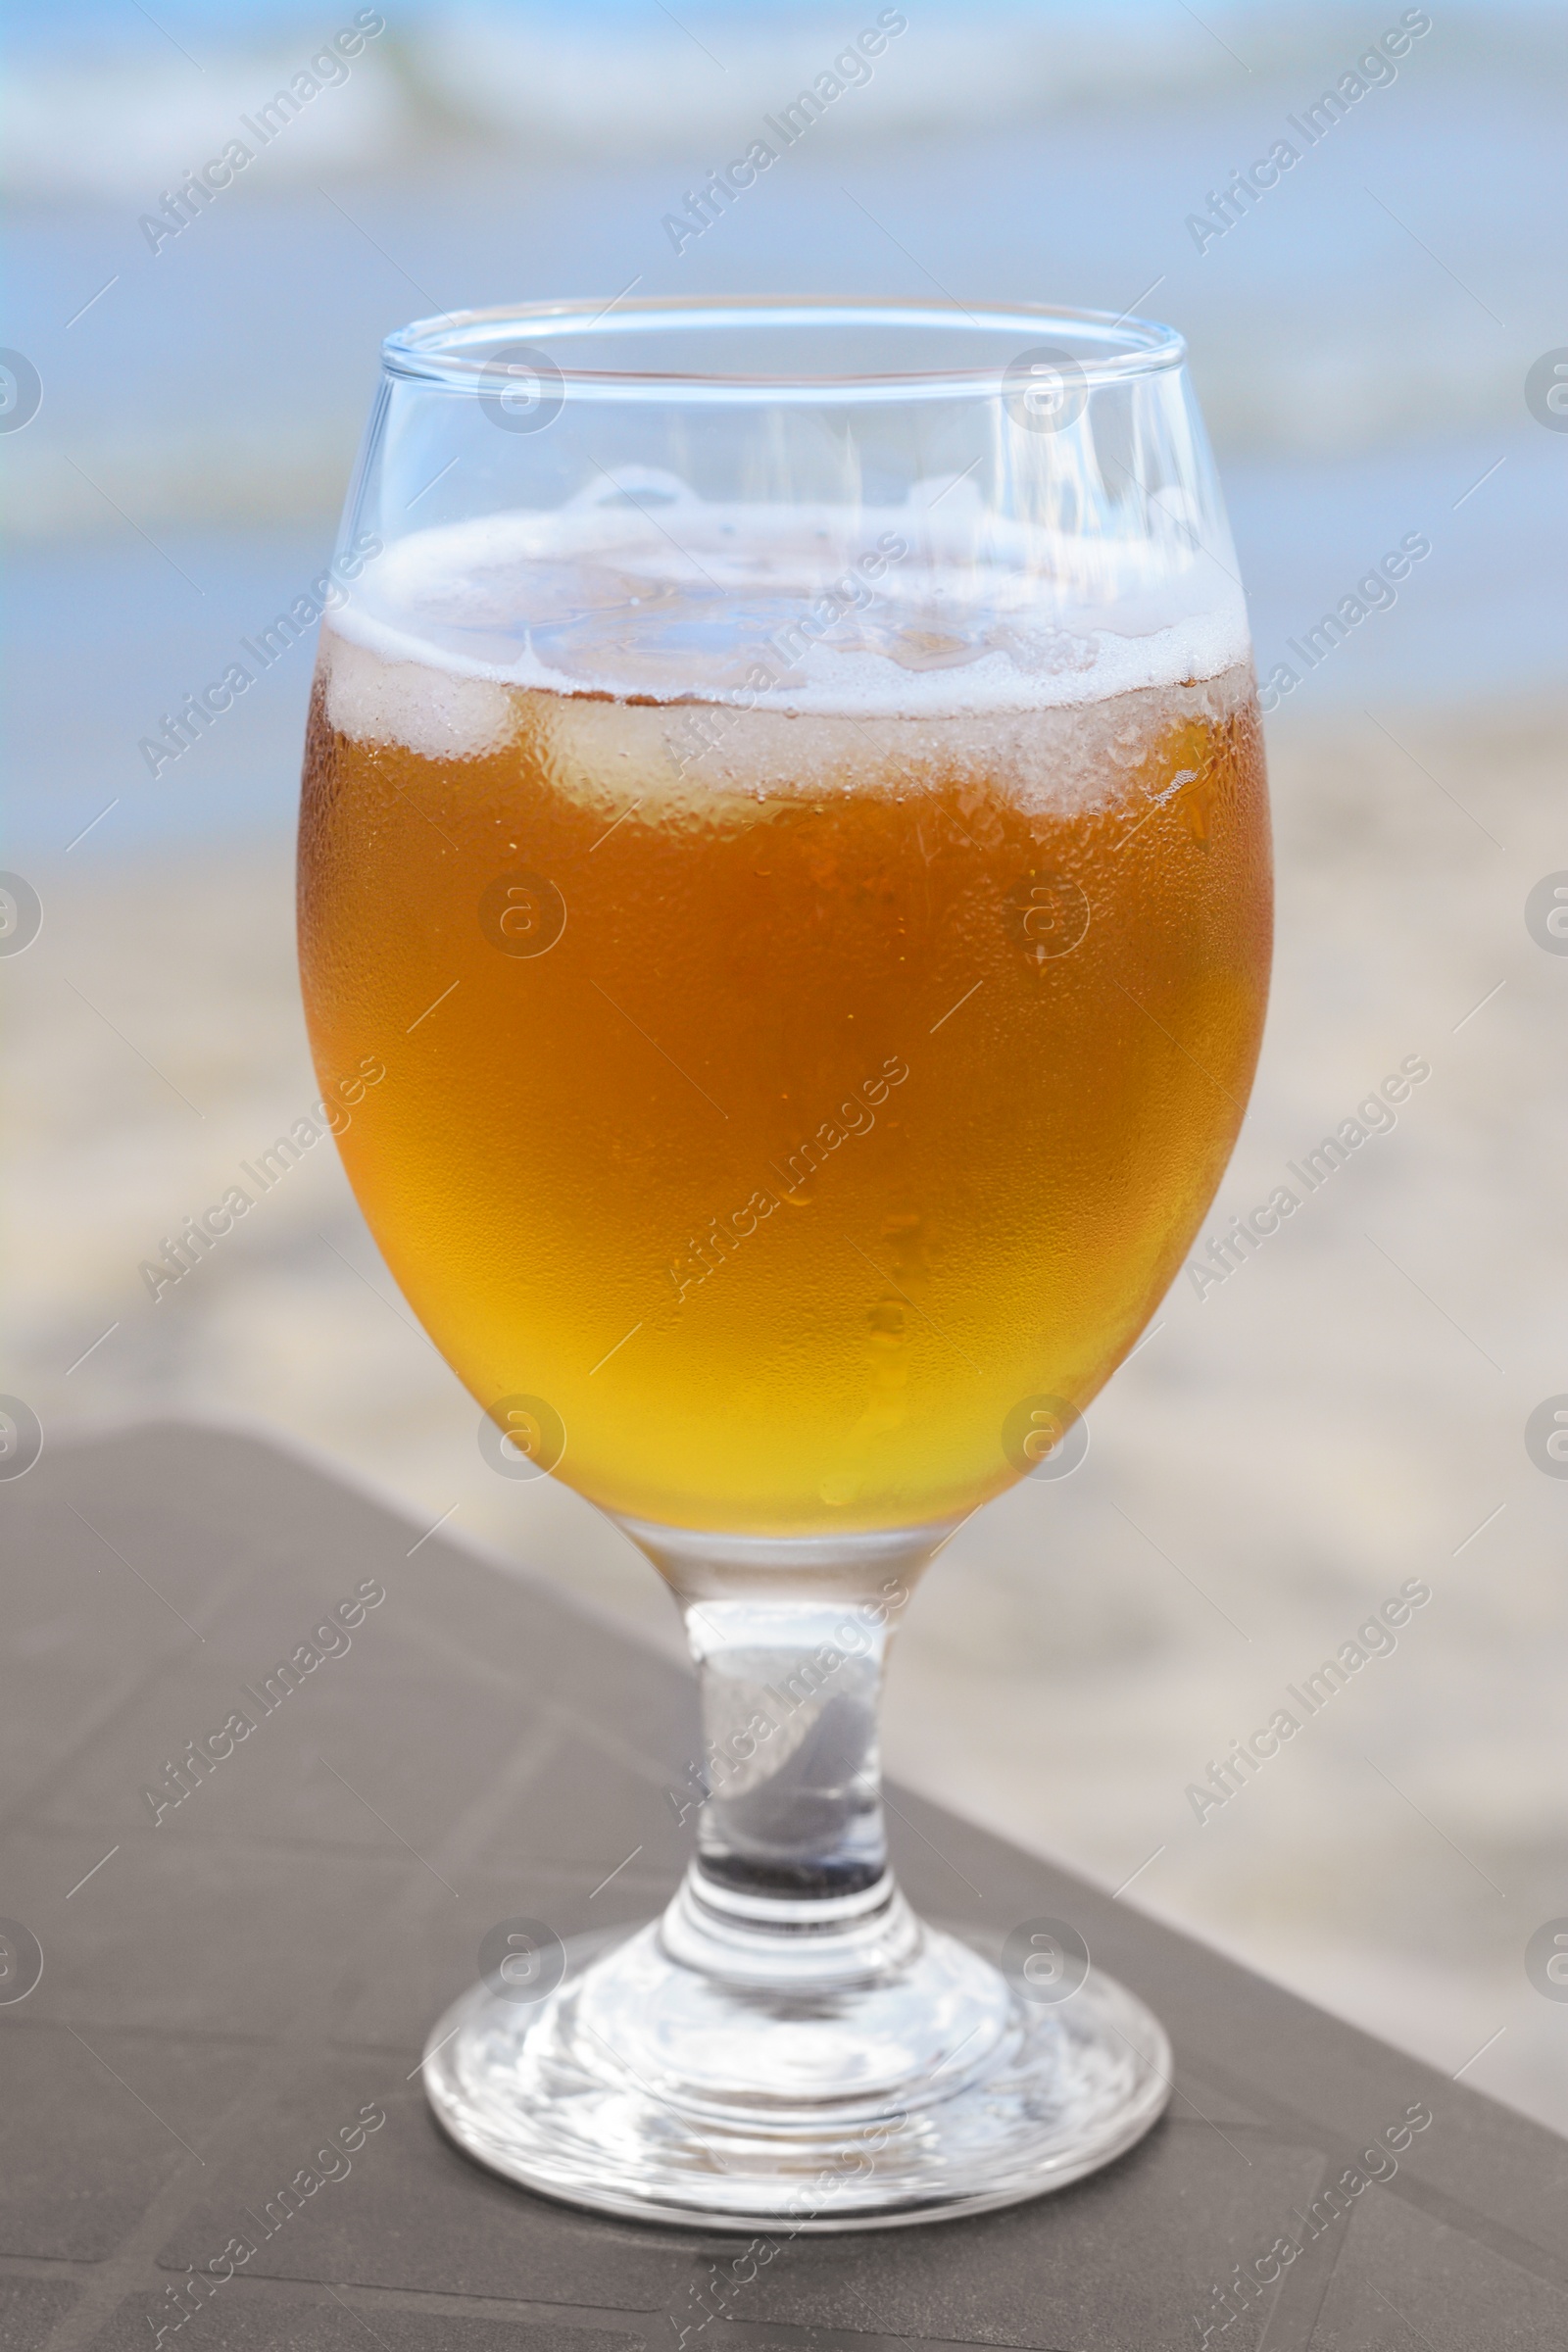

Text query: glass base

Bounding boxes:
[421,1869,1171,2230]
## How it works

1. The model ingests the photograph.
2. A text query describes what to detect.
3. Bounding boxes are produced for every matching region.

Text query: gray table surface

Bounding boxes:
[1,1423,1563,2352]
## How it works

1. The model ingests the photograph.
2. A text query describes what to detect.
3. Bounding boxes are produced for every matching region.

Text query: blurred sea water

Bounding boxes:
[4,0,1564,848]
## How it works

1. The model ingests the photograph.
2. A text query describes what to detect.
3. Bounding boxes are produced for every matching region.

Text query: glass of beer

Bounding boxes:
[298,299,1271,2227]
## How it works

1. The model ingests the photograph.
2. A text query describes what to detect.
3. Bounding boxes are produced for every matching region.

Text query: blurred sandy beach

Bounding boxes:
[11,689,1567,2136]
[4,0,1566,2138]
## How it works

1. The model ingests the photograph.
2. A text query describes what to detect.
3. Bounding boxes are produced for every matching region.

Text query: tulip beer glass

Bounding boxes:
[298,299,1271,2226]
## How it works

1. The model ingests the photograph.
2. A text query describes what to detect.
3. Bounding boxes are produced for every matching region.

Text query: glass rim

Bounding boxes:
[380,296,1187,399]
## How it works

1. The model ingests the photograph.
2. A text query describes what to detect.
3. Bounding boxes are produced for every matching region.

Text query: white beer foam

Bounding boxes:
[323,628,518,762]
[324,494,1251,746]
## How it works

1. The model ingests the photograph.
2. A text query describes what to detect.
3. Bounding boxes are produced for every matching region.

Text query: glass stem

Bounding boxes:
[680,1593,898,1900]
[620,1519,946,1975]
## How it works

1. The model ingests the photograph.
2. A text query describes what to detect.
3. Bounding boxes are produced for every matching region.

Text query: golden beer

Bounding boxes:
[299,617,1269,1537]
